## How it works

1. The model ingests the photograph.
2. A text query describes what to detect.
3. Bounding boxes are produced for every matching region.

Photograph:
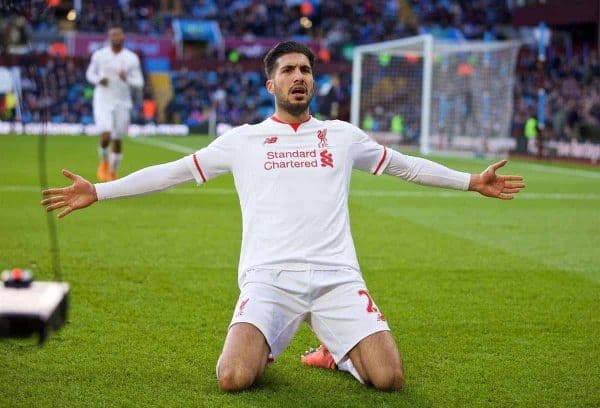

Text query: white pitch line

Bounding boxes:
[0,185,42,193]
[513,162,600,179]
[133,135,600,180]
[130,136,196,154]
[12,138,599,199]
[3,184,599,200]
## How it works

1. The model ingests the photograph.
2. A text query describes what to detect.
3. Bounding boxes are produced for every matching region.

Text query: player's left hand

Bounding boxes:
[468,160,525,200]
[118,70,127,81]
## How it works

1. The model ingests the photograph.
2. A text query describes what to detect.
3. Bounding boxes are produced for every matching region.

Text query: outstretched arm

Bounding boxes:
[384,150,524,199]
[41,157,194,218]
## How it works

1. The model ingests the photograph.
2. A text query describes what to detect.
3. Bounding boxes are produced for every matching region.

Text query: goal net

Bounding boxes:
[351,35,521,156]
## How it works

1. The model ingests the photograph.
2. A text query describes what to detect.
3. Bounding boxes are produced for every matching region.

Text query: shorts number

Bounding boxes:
[358,289,378,313]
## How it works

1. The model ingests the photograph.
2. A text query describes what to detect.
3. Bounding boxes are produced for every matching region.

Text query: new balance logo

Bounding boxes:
[263,136,278,145]
[320,150,334,167]
[236,298,249,317]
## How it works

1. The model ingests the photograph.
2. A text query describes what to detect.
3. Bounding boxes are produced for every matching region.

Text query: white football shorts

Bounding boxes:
[93,104,130,140]
[229,265,391,363]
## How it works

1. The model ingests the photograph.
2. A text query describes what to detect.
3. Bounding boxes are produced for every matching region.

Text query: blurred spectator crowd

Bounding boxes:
[414,0,511,39]
[1,58,153,125]
[73,0,511,60]
[513,48,600,142]
[167,66,350,127]
[0,59,348,127]
[0,0,598,144]
[167,66,265,127]
[17,60,94,124]
[1,0,511,58]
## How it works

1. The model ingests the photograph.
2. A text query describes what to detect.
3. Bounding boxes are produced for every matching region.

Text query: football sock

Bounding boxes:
[215,355,222,379]
[337,358,364,384]
[109,152,122,172]
[98,146,109,162]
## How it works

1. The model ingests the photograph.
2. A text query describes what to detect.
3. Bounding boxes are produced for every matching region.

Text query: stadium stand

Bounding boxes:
[514,46,600,143]
[0,0,598,154]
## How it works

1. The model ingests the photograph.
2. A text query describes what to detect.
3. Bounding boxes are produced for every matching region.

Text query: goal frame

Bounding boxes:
[351,34,521,156]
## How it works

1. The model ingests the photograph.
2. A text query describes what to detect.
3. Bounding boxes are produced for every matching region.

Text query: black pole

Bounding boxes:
[37,72,62,282]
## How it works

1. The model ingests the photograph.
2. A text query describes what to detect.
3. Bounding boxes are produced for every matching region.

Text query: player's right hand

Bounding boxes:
[41,170,98,218]
[99,77,109,86]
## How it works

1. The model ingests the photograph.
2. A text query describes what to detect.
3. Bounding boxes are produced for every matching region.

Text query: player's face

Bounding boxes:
[108,28,125,50]
[267,53,315,117]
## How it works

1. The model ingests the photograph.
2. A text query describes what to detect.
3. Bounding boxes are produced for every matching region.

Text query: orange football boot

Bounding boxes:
[97,160,109,182]
[301,344,337,370]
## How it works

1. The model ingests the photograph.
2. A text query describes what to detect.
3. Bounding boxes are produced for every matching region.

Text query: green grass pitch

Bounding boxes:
[1,134,599,407]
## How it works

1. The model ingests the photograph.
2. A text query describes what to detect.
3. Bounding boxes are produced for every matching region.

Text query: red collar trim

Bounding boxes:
[270,115,312,132]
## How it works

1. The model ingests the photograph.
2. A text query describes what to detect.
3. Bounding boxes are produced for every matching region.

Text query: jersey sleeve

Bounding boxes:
[126,53,144,89]
[184,129,239,184]
[384,149,471,190]
[350,125,392,176]
[95,157,194,201]
[85,52,101,85]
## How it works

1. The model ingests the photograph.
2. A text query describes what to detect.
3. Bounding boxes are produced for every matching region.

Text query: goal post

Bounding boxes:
[351,34,521,156]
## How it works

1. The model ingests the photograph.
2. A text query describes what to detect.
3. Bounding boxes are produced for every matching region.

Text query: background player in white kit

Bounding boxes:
[42,42,525,392]
[85,26,144,181]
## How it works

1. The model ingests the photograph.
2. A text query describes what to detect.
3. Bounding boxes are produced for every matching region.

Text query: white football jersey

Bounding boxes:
[85,46,143,109]
[185,116,391,280]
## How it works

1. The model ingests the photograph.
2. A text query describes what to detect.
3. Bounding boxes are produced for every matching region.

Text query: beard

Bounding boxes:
[274,86,313,117]
[111,40,124,50]
[276,98,311,117]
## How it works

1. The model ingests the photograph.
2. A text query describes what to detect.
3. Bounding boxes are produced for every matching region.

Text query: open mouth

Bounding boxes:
[290,86,307,97]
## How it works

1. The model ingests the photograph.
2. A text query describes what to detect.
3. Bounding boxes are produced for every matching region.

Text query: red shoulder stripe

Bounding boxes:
[373,147,388,175]
[192,154,207,182]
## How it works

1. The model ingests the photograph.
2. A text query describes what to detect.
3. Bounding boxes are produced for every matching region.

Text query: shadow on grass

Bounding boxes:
[214,366,433,408]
